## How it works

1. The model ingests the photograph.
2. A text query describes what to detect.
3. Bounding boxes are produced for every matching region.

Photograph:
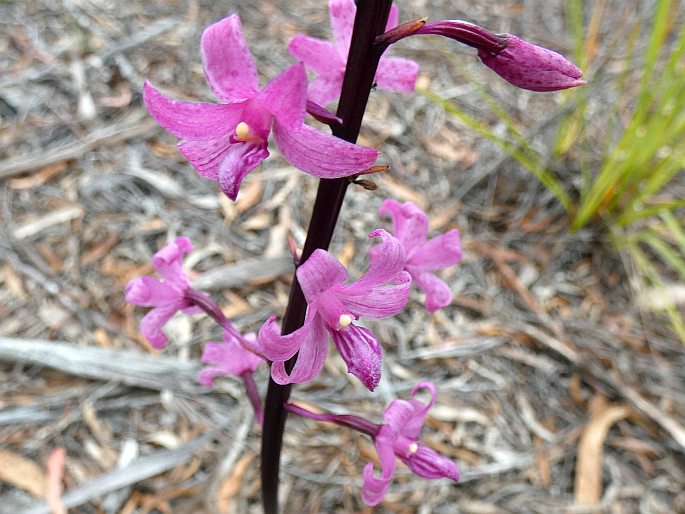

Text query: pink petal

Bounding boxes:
[379,199,429,248]
[410,269,453,312]
[143,82,244,140]
[382,398,422,436]
[402,443,460,481]
[376,56,419,93]
[383,382,436,439]
[385,4,399,31]
[408,229,462,270]
[198,367,226,388]
[346,229,407,293]
[288,34,344,76]
[256,315,306,362]
[125,276,180,306]
[270,315,329,384]
[152,237,193,285]
[257,64,307,131]
[199,335,263,384]
[297,249,349,305]
[201,14,260,102]
[330,324,382,390]
[339,271,411,319]
[139,304,181,349]
[361,429,397,506]
[308,75,345,106]
[329,0,356,57]
[402,382,436,438]
[272,121,379,178]
[178,139,268,200]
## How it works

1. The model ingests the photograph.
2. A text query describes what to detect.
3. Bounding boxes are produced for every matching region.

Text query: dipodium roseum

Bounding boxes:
[258,229,411,390]
[125,237,201,349]
[362,382,460,506]
[144,14,379,200]
[377,199,461,312]
[288,0,419,105]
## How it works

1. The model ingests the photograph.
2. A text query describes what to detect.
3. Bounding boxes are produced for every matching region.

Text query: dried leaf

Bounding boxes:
[574,403,631,505]
[216,453,256,513]
[0,450,46,498]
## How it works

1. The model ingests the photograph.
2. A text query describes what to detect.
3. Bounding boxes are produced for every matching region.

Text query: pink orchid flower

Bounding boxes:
[362,382,460,506]
[288,0,419,105]
[198,331,263,387]
[378,199,462,312]
[257,229,411,391]
[125,237,200,349]
[143,14,379,200]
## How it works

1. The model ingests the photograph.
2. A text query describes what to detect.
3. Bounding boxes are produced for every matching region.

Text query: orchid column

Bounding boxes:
[260,1,393,512]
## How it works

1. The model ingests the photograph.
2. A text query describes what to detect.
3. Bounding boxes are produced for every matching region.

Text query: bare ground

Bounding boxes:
[1,1,684,513]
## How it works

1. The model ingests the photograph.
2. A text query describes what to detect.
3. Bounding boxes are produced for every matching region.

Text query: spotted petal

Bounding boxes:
[376,56,419,93]
[288,34,344,76]
[308,75,345,106]
[330,324,382,390]
[178,139,268,200]
[272,121,379,178]
[143,82,243,140]
[258,64,308,131]
[329,0,356,58]
[201,14,260,102]
[402,443,460,481]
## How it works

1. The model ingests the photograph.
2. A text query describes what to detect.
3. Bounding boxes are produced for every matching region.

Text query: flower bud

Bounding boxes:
[478,34,585,92]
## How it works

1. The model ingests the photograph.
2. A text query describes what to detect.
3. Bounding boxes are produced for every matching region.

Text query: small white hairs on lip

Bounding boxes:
[338,314,353,329]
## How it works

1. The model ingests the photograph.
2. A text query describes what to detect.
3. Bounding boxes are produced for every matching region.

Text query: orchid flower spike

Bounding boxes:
[144,14,379,200]
[377,199,462,312]
[362,382,460,506]
[198,331,263,387]
[288,0,419,105]
[125,237,200,349]
[257,229,411,391]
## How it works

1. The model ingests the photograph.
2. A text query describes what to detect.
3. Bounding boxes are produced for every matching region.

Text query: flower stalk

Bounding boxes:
[260,1,393,512]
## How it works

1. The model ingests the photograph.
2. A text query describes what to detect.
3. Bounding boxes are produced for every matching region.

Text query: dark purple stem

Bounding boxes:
[260,1,392,513]
[284,402,380,437]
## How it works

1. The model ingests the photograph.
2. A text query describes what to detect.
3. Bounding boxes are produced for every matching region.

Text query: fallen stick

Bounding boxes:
[0,337,203,394]
[0,117,157,180]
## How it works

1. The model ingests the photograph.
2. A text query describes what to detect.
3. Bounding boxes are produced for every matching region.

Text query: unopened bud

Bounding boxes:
[478,34,585,92]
